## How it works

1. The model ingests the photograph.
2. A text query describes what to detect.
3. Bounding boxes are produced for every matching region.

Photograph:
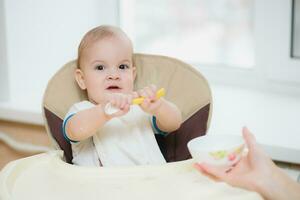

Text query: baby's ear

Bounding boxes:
[132,65,137,80]
[74,68,87,90]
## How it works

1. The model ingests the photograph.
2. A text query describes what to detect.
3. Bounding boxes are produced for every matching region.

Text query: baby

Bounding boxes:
[63,25,182,167]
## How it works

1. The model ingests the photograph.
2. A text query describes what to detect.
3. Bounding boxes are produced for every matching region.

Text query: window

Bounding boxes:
[120,0,254,68]
[258,0,300,84]
[120,0,300,89]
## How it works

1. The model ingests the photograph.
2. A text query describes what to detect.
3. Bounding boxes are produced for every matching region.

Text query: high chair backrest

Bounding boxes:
[42,54,212,163]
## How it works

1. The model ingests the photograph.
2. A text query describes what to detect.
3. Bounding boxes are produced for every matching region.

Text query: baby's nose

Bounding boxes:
[107,68,120,80]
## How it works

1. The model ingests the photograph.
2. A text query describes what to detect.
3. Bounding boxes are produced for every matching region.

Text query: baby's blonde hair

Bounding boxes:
[77,25,132,68]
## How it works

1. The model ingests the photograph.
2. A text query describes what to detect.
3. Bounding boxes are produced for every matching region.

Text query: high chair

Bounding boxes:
[0,54,263,200]
[42,53,212,164]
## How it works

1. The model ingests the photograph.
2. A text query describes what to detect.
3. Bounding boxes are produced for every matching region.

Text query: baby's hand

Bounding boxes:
[104,93,133,118]
[137,85,163,115]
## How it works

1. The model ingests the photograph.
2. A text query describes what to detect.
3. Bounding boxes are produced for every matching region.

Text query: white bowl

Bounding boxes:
[188,134,245,169]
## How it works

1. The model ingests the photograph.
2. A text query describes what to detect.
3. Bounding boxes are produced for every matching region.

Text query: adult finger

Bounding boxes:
[242,126,267,160]
[242,127,257,152]
[196,163,228,181]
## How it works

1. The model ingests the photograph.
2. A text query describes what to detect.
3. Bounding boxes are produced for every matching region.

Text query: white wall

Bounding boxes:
[1,0,119,109]
[293,0,300,57]
[0,0,9,101]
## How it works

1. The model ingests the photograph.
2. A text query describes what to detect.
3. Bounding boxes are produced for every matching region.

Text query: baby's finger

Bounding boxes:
[109,98,116,108]
[138,89,148,98]
[149,84,157,94]
[141,97,150,108]
[122,104,130,114]
[144,86,155,100]
[123,104,130,112]
[111,109,125,118]
[117,95,126,109]
[112,95,122,109]
[110,102,130,117]
[131,91,139,99]
[127,94,133,105]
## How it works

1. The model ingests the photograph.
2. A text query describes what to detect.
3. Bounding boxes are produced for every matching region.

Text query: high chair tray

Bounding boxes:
[0,150,262,200]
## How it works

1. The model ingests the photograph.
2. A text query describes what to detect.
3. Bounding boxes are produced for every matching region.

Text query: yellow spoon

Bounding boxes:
[132,88,166,105]
[105,88,166,115]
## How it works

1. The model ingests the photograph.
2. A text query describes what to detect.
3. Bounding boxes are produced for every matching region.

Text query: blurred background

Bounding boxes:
[0,0,299,178]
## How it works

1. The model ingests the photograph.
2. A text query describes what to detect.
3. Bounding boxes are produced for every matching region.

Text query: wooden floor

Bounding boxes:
[0,120,51,170]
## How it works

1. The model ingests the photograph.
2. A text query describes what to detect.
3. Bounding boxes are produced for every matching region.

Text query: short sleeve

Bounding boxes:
[151,116,168,136]
[62,101,96,143]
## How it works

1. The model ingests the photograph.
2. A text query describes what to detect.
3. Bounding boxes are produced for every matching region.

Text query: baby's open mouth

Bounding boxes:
[106,86,122,91]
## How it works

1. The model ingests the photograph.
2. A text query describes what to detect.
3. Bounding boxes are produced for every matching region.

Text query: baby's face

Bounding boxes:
[76,35,135,104]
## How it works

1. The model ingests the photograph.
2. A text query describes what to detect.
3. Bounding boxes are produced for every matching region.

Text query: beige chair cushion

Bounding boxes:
[43,53,211,121]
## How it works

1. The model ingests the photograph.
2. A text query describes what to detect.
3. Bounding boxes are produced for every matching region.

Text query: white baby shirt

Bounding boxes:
[63,101,166,167]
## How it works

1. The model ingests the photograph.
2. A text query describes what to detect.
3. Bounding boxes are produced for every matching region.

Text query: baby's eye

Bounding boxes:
[95,65,104,70]
[119,64,129,70]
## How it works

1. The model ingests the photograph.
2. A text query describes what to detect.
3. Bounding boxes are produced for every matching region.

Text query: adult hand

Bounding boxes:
[194,127,300,200]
